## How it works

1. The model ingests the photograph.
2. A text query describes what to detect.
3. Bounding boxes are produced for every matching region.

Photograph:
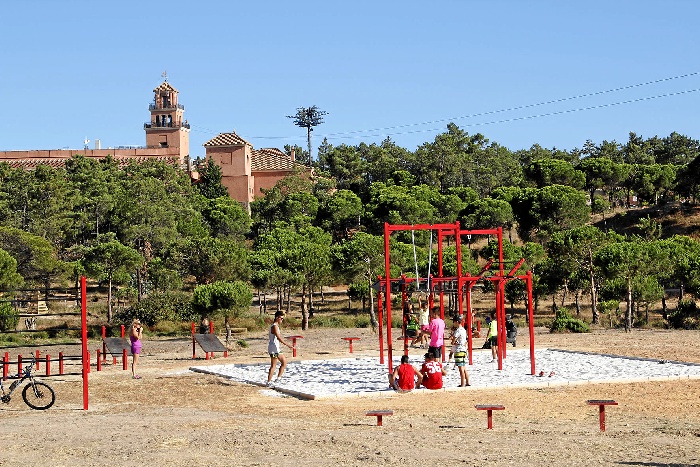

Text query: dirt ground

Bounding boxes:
[1,326,700,467]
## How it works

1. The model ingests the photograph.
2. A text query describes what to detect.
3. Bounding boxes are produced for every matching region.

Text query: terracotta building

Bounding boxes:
[203,133,301,208]
[0,80,299,208]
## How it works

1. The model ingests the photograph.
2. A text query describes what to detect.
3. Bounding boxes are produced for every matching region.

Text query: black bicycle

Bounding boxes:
[1,359,55,410]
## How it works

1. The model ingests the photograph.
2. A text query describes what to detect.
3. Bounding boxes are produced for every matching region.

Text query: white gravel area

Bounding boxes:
[190,348,700,399]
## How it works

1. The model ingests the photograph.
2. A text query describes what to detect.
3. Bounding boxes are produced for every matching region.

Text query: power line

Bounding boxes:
[322,72,700,138]
[189,72,700,144]
[323,88,700,141]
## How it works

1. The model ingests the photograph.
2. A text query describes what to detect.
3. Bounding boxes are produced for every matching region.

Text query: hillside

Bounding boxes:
[592,200,700,239]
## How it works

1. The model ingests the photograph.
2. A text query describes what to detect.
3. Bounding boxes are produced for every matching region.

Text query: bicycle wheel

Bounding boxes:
[22,381,55,410]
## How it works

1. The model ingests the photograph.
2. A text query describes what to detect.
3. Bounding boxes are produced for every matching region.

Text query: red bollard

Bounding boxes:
[122,349,128,370]
[18,354,22,375]
[209,320,214,334]
[2,352,8,380]
[45,354,51,376]
[120,325,125,338]
[35,350,41,371]
[59,352,64,375]
[96,350,102,371]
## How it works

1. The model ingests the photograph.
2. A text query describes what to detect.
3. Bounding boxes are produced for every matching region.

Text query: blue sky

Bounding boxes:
[2,1,699,159]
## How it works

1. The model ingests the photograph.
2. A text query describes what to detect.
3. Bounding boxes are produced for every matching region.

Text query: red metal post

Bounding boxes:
[209,320,214,334]
[120,325,125,338]
[35,350,40,371]
[527,271,536,375]
[45,354,51,376]
[18,354,22,375]
[122,349,128,370]
[377,286,385,365]
[2,352,8,380]
[383,223,393,373]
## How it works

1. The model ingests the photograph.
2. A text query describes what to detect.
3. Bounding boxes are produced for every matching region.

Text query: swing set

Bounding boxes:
[375,221,536,376]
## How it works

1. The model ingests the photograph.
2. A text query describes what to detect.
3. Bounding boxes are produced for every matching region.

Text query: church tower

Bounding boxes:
[144,76,190,166]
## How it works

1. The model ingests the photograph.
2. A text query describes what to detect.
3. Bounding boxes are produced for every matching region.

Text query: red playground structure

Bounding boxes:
[376,221,536,375]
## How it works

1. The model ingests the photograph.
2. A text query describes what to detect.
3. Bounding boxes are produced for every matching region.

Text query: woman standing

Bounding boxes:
[129,319,143,379]
[267,311,293,386]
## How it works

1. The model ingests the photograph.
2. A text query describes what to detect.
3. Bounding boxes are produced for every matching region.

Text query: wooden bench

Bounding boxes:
[475,404,505,429]
[587,400,617,432]
[366,410,393,426]
[341,337,361,353]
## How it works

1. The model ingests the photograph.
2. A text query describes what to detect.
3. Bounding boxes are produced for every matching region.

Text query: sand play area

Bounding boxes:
[1,326,700,466]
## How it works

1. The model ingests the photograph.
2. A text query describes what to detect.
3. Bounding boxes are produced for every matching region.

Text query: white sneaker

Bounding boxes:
[266,381,274,387]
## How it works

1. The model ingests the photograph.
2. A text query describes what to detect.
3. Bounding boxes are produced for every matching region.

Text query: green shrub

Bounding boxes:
[550,307,590,333]
[668,299,699,330]
[236,339,249,348]
[192,281,253,319]
[115,291,197,326]
[0,301,19,332]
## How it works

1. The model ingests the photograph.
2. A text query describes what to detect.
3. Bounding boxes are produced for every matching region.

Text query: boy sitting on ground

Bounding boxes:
[389,354,422,392]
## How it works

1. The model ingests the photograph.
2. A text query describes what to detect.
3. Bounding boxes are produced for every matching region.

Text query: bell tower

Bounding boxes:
[144,74,190,165]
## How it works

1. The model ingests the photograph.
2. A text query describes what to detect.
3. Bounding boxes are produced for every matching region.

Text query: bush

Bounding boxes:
[668,299,700,330]
[550,307,590,333]
[193,281,253,319]
[0,301,19,332]
[115,291,197,326]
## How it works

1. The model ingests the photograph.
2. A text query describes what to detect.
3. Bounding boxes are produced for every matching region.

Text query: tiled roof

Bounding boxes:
[203,132,252,147]
[2,156,179,170]
[153,81,177,93]
[251,148,298,171]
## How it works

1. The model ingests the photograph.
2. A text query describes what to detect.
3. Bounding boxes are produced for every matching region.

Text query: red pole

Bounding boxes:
[209,319,214,334]
[45,354,51,376]
[122,349,128,370]
[35,350,40,371]
[18,354,22,375]
[599,405,607,432]
[527,271,536,375]
[466,285,473,365]
[59,352,64,375]
[383,223,394,373]
[401,276,408,356]
[3,352,9,380]
[81,275,89,410]
[120,325,125,338]
[377,286,385,365]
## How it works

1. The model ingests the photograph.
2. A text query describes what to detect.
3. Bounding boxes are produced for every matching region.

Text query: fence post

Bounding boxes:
[18,354,22,375]
[2,352,8,380]
[35,350,41,371]
[45,354,51,376]
[122,349,128,371]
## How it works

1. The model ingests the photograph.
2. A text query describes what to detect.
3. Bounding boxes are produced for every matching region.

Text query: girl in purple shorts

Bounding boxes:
[129,319,143,379]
